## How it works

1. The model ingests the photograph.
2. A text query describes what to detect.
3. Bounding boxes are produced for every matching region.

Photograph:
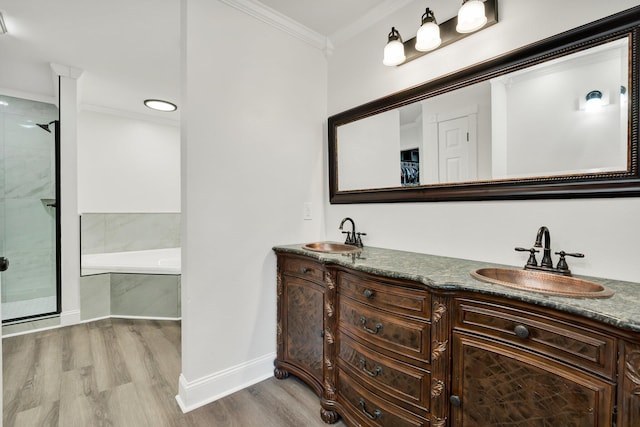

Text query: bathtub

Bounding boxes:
[81,247,181,276]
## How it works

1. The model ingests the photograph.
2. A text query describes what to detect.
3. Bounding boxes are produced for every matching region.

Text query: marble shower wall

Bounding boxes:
[0,95,59,304]
[81,213,181,255]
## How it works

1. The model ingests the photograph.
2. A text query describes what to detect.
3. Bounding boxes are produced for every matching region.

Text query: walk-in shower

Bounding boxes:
[0,94,61,323]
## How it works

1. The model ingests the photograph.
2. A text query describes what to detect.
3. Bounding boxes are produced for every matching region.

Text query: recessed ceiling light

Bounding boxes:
[144,99,177,112]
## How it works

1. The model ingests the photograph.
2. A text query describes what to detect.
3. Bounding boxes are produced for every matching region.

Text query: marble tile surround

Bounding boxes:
[80,273,180,321]
[81,213,181,255]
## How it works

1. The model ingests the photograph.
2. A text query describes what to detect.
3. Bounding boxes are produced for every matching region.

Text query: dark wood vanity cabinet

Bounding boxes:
[451,297,616,426]
[275,255,326,395]
[274,251,639,426]
[334,270,437,426]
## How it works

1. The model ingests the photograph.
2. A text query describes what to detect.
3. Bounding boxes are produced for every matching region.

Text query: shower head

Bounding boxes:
[36,120,57,133]
[37,123,51,133]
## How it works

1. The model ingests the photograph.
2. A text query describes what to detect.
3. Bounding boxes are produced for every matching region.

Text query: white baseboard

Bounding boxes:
[175,352,276,413]
[60,309,81,325]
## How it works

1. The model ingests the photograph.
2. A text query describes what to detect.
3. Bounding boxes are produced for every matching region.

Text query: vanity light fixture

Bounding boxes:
[415,8,442,52]
[456,0,488,33]
[585,90,603,111]
[383,27,406,66]
[383,0,498,67]
[0,12,8,35]
[144,99,177,112]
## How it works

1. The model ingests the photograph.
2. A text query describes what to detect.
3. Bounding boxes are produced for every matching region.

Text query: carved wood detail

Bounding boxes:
[324,356,333,370]
[431,340,448,361]
[276,270,283,296]
[325,329,334,344]
[431,379,445,398]
[432,416,447,427]
[320,408,339,424]
[325,271,336,290]
[625,349,640,386]
[323,270,338,405]
[274,367,289,379]
[324,379,336,400]
[325,301,334,318]
[432,303,447,324]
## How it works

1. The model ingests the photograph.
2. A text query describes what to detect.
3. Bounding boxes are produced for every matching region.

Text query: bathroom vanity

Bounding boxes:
[273,245,640,427]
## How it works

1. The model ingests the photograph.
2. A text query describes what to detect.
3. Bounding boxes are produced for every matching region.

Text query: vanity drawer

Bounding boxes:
[282,256,324,282]
[339,334,430,416]
[339,271,431,319]
[338,368,427,427]
[454,297,616,379]
[339,297,431,364]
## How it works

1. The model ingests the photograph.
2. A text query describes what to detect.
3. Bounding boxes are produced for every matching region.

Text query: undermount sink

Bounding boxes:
[303,242,362,254]
[471,268,614,298]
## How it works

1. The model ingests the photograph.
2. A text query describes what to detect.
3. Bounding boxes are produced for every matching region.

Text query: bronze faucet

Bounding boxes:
[515,226,584,276]
[339,217,366,247]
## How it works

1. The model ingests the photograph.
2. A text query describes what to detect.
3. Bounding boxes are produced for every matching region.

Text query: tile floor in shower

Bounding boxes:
[2,296,56,321]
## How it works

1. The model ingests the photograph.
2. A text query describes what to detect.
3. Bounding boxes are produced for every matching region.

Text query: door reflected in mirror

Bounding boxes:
[336,38,628,192]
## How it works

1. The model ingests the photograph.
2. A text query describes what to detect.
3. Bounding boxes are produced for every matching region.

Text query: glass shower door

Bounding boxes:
[0,95,60,323]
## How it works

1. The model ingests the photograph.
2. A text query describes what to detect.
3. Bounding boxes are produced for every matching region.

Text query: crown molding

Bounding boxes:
[81,103,180,127]
[219,0,331,53]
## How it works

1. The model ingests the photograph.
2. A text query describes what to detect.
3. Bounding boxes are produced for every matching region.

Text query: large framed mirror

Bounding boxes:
[328,6,640,203]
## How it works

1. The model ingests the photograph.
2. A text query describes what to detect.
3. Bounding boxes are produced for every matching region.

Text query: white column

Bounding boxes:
[50,63,84,325]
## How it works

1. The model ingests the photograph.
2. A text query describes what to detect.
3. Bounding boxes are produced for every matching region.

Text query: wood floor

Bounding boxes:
[3,318,347,427]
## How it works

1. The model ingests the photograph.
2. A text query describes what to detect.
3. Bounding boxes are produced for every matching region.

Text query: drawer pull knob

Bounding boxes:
[358,398,382,420]
[363,289,374,299]
[450,395,462,407]
[514,324,530,338]
[360,316,383,334]
[359,357,383,377]
[301,267,309,274]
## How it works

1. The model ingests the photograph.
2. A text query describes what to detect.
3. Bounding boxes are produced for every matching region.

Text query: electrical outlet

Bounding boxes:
[303,202,313,220]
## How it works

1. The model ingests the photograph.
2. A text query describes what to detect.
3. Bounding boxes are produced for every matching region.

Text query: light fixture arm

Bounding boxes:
[421,8,437,26]
[388,27,402,42]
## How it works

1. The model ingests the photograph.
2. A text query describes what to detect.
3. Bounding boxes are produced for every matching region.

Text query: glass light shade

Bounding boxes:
[457,0,488,33]
[383,39,406,66]
[416,22,441,52]
[585,90,603,111]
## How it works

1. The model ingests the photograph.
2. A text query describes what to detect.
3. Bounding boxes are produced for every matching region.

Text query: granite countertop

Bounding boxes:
[274,243,640,334]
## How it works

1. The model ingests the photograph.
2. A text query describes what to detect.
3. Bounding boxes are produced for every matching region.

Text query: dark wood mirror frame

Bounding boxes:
[328,6,640,203]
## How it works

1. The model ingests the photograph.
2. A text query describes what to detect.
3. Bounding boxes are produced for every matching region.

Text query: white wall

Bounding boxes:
[326,0,640,283]
[78,110,180,213]
[178,0,326,411]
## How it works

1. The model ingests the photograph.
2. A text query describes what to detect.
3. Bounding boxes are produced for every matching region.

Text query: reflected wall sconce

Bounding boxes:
[383,0,498,67]
[585,90,603,111]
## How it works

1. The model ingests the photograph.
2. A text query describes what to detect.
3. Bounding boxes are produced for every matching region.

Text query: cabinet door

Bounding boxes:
[617,340,640,427]
[451,332,614,427]
[283,275,324,385]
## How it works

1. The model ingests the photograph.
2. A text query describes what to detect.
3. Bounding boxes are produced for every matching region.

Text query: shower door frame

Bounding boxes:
[1,115,62,324]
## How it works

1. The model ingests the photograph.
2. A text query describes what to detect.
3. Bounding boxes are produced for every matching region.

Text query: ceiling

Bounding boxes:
[0,0,406,121]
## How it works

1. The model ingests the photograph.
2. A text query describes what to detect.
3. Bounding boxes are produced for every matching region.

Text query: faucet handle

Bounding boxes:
[342,231,354,245]
[554,251,584,273]
[355,232,367,248]
[515,247,539,267]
